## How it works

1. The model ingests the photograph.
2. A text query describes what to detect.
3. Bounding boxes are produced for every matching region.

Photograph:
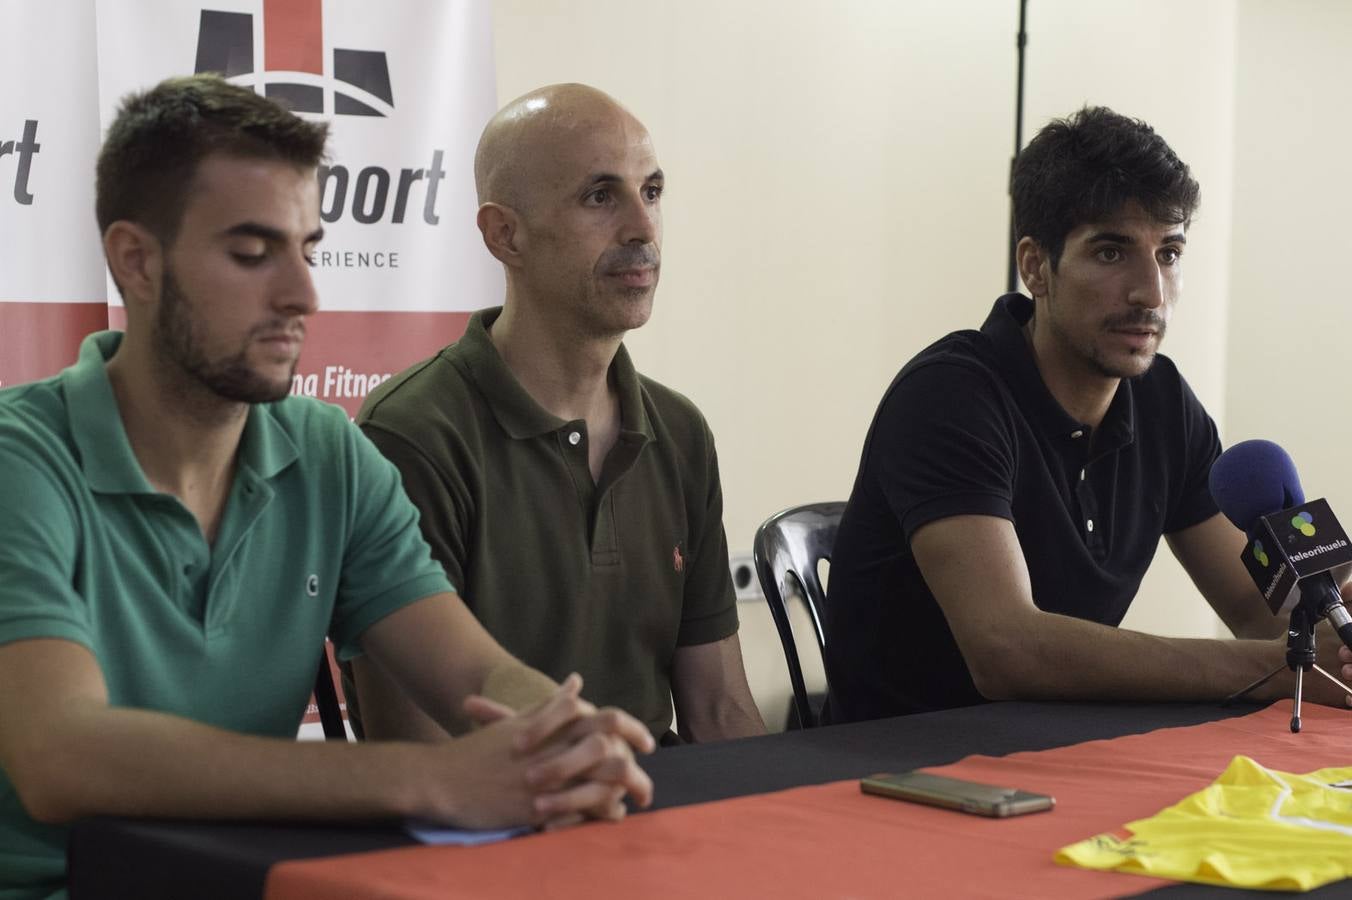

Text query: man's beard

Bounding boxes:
[1086,309,1168,379]
[573,242,660,335]
[153,267,296,405]
[1044,301,1167,381]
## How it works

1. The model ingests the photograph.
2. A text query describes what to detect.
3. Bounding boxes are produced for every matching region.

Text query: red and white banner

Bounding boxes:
[93,0,499,415]
[2,0,497,413]
[0,1,108,389]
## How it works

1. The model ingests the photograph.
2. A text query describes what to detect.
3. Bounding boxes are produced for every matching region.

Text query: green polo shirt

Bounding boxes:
[0,332,451,900]
[354,307,739,739]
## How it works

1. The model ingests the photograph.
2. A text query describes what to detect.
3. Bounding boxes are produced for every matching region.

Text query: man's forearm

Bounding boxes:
[964,608,1289,705]
[671,635,768,742]
[359,594,558,734]
[13,702,441,825]
[480,658,561,713]
[679,693,766,743]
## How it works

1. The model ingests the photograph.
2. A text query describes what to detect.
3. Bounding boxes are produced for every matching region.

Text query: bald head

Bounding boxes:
[474,83,650,211]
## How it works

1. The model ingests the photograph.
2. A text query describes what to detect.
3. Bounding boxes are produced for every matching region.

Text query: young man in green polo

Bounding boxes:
[350,84,766,745]
[0,75,655,900]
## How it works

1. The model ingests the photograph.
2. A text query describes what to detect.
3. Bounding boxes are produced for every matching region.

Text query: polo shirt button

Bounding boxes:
[1080,468,1086,481]
[1087,519,1095,533]
[1070,429,1084,439]
[568,431,582,446]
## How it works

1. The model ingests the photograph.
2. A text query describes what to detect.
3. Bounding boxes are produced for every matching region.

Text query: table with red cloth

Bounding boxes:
[67,700,1352,899]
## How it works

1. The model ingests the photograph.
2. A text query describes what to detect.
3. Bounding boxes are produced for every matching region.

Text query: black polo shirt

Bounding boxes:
[824,294,1221,722]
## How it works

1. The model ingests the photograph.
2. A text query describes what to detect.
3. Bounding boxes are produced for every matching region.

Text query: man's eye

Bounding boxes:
[1096,247,1122,263]
[585,189,610,206]
[1159,247,1183,265]
[644,185,663,201]
[231,252,266,266]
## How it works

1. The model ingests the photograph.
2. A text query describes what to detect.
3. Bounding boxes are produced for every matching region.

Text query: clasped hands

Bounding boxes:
[460,673,655,829]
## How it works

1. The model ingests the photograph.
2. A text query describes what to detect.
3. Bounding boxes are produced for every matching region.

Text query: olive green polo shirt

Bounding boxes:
[0,332,451,900]
[355,307,739,739]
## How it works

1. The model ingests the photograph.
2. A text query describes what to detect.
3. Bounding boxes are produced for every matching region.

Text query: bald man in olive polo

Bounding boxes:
[348,84,765,744]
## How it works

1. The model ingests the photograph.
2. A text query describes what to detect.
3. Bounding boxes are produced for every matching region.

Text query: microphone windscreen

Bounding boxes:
[1209,439,1306,534]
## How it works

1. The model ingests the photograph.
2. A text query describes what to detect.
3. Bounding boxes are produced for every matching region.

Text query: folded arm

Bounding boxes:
[0,614,652,831]
[0,637,448,826]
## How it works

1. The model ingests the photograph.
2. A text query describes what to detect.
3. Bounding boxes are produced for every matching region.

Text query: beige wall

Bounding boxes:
[490,0,1337,723]
[1227,0,1352,502]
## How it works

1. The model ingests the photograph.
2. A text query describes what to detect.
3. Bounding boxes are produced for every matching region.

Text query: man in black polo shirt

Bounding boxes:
[348,83,765,744]
[825,106,1348,722]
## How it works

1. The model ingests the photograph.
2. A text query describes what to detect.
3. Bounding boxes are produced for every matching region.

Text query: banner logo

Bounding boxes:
[194,1,393,117]
[1291,511,1316,537]
[1,120,40,205]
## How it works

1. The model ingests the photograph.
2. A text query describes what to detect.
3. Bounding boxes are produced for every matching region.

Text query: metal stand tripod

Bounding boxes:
[1225,605,1352,733]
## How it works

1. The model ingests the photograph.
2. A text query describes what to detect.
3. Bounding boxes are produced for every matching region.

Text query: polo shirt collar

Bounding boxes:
[65,331,298,494]
[238,402,300,479]
[458,307,655,443]
[982,293,1135,451]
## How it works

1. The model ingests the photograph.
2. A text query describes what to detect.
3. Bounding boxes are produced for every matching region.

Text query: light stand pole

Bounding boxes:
[1006,0,1028,294]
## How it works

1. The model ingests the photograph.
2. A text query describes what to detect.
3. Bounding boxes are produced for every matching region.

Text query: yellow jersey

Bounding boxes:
[1057,755,1352,891]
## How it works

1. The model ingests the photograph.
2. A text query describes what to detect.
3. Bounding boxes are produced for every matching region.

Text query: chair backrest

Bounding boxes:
[753,501,846,728]
[312,641,348,741]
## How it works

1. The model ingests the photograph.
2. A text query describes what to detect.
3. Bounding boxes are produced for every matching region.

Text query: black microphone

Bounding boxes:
[1209,440,1352,649]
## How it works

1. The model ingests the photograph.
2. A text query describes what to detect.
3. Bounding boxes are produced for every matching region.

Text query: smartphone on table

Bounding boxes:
[860,771,1055,818]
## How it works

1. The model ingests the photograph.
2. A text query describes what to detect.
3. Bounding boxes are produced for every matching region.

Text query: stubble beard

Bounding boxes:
[153,267,296,406]
[570,273,656,340]
[1043,290,1165,381]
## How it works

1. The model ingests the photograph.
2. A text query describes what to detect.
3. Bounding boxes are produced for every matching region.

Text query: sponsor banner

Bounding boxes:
[0,0,108,386]
[94,0,500,409]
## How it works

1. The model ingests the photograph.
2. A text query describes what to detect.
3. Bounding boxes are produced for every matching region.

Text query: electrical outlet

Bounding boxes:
[729,553,761,602]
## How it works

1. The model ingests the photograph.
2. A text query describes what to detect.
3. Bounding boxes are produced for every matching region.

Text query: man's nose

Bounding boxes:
[619,193,659,246]
[1128,257,1167,309]
[275,251,319,316]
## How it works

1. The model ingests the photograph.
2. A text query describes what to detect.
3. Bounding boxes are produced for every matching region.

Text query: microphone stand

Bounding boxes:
[1225,604,1352,733]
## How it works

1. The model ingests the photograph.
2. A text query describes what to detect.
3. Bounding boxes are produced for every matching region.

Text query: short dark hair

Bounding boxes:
[1012,106,1199,269]
[95,74,329,243]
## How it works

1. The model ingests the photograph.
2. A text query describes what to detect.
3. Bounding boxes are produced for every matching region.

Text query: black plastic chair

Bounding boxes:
[753,502,845,729]
[312,641,348,741]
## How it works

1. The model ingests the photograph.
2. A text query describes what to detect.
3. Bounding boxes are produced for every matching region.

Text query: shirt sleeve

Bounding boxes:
[867,361,1019,539]
[329,418,454,660]
[359,423,472,594]
[0,432,92,652]
[1163,372,1223,534]
[676,417,740,647]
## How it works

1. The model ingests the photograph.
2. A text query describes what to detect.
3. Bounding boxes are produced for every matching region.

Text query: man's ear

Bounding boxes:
[476,203,524,268]
[103,221,163,308]
[1016,236,1050,298]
